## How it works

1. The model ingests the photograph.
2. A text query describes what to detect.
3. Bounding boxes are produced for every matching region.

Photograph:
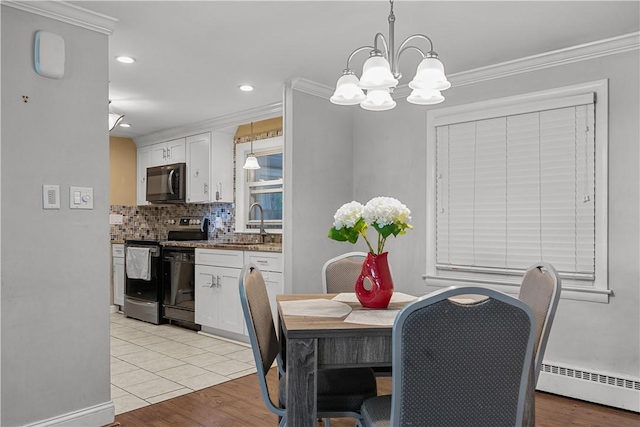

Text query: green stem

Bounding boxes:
[378,233,386,254]
[360,233,375,255]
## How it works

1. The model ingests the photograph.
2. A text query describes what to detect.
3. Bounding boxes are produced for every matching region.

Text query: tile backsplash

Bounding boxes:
[110,204,281,244]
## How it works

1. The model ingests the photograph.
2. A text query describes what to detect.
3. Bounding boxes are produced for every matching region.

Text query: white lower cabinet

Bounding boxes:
[112,244,125,307]
[195,264,244,334]
[195,249,246,337]
[195,248,283,339]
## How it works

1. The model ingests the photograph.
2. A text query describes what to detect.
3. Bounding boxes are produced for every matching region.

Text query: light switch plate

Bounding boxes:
[42,184,60,209]
[69,186,93,209]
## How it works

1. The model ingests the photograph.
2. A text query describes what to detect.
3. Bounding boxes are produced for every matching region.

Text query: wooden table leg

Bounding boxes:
[286,337,317,427]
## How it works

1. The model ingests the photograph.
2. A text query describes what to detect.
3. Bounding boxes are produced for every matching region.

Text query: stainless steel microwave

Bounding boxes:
[146,162,186,203]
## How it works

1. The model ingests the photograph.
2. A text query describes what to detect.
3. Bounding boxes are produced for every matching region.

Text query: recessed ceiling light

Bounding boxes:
[119,123,131,128]
[115,56,136,64]
[239,85,254,92]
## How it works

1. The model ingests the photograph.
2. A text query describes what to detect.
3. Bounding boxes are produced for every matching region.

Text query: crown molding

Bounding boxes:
[449,32,640,87]
[134,101,283,146]
[2,1,118,35]
[289,77,334,99]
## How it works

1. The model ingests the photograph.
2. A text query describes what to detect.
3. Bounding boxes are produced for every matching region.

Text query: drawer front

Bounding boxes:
[244,251,283,273]
[112,243,125,258]
[196,248,244,268]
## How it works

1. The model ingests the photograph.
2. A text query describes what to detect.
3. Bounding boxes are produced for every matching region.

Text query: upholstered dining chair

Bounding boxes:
[358,286,537,427]
[322,251,368,294]
[518,262,562,384]
[239,263,377,427]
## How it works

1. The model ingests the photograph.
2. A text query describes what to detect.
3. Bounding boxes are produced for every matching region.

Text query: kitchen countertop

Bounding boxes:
[160,240,282,252]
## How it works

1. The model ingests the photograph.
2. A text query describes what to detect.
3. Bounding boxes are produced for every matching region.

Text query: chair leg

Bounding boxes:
[324,417,331,426]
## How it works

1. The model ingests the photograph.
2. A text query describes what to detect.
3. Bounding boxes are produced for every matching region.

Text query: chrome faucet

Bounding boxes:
[249,202,268,243]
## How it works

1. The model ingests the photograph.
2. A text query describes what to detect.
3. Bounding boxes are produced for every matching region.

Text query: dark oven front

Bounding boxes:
[162,246,198,329]
[124,241,162,324]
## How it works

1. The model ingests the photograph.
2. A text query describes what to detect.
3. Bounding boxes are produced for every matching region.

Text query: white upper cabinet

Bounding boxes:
[149,138,186,167]
[210,131,233,203]
[136,145,153,205]
[137,129,232,205]
[186,132,211,203]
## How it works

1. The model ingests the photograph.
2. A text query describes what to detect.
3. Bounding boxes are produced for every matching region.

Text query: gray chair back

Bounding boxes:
[322,252,367,293]
[390,286,536,427]
[239,263,284,418]
[518,262,561,384]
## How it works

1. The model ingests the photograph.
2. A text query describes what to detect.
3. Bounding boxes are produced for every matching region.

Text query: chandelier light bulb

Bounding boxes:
[330,73,366,105]
[359,55,398,90]
[361,89,396,111]
[409,56,451,91]
[407,89,445,105]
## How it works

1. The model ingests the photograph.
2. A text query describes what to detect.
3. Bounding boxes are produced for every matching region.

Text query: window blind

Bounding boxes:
[435,97,595,281]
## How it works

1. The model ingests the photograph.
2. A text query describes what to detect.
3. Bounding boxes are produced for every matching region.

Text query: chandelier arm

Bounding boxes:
[396,45,427,64]
[373,32,389,58]
[346,45,376,70]
[394,34,435,65]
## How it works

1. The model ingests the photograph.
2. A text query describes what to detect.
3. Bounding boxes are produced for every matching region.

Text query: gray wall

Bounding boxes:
[353,104,429,296]
[352,50,640,378]
[284,86,356,294]
[1,7,112,426]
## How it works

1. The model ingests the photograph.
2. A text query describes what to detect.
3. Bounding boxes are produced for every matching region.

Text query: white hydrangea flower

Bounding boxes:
[333,201,364,230]
[363,197,412,227]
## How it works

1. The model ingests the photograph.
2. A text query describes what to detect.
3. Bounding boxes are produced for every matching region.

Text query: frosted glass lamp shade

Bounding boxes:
[408,56,451,91]
[330,73,366,105]
[361,89,396,111]
[407,89,445,105]
[109,112,125,131]
[243,155,261,170]
[359,56,398,90]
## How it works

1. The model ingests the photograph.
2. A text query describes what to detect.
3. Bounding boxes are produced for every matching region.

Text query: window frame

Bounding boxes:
[424,80,609,303]
[235,136,284,234]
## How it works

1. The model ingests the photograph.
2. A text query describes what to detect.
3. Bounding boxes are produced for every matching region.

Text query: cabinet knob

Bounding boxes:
[204,183,208,194]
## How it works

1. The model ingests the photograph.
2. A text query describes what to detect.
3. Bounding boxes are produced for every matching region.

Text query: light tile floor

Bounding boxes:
[110,312,256,415]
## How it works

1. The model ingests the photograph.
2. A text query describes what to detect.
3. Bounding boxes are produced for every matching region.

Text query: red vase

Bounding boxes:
[355,252,394,309]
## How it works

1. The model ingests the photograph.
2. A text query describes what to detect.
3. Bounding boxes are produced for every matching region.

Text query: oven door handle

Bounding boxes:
[127,246,159,256]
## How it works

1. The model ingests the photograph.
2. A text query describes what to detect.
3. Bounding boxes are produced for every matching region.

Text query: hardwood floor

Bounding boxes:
[115,369,640,427]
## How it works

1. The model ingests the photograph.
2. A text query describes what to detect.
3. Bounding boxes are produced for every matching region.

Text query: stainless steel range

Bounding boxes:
[124,239,162,324]
[161,217,209,329]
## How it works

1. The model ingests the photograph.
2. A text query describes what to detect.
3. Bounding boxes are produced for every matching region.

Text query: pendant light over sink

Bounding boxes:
[330,0,450,111]
[243,121,260,170]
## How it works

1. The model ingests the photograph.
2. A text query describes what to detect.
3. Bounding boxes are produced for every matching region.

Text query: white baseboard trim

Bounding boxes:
[109,305,119,314]
[537,362,640,413]
[23,401,114,427]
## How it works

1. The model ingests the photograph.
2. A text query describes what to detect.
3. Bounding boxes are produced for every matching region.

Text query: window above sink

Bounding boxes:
[235,136,284,234]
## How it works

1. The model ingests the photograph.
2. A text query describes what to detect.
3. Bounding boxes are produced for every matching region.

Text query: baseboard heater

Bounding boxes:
[538,362,640,413]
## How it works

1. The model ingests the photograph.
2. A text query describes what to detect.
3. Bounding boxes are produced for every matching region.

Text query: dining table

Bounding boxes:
[276,292,418,427]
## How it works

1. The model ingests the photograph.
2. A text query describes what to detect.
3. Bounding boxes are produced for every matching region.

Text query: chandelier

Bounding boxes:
[330,0,450,111]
